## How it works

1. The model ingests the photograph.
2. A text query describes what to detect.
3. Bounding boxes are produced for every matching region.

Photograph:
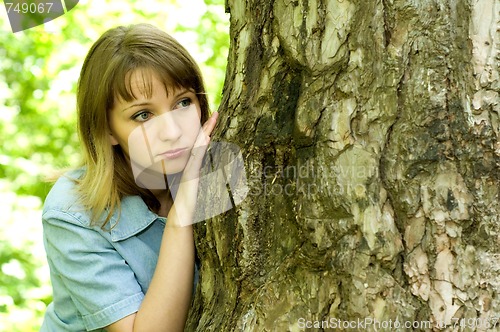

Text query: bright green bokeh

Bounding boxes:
[0,1,229,330]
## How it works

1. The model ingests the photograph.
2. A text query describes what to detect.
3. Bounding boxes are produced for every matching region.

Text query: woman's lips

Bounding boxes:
[159,148,187,159]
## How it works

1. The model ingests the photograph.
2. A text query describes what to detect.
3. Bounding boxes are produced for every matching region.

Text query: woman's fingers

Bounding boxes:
[202,111,218,137]
[194,111,219,150]
[182,112,219,177]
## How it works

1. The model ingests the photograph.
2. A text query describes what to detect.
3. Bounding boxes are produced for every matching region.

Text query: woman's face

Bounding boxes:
[108,69,202,184]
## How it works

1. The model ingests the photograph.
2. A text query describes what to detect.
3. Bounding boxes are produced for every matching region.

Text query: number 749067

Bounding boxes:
[451,317,499,329]
[5,2,54,14]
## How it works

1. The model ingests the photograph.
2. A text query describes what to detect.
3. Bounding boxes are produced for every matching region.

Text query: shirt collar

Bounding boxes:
[106,195,165,242]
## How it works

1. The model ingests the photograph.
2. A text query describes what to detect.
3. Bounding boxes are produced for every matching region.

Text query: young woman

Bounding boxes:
[40,23,218,331]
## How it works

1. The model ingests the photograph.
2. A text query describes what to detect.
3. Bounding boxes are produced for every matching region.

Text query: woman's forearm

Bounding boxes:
[133,222,194,332]
[105,219,195,332]
[132,180,199,331]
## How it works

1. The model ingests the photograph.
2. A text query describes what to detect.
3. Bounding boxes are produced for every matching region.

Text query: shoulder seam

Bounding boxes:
[42,209,91,228]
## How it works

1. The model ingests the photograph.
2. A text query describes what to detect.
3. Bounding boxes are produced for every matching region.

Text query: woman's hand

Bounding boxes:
[183,111,219,178]
[168,111,219,226]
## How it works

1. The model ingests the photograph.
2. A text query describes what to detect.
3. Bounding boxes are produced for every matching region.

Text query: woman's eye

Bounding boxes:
[175,97,192,109]
[132,110,152,122]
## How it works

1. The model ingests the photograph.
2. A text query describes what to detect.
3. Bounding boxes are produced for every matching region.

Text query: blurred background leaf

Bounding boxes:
[0,0,229,330]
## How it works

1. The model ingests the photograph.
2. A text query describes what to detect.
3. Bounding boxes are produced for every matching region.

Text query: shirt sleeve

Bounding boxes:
[43,209,144,331]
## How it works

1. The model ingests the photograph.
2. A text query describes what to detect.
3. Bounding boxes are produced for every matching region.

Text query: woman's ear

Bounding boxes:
[109,133,119,146]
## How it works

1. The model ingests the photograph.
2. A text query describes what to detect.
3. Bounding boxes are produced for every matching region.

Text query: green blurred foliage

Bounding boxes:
[0,1,229,330]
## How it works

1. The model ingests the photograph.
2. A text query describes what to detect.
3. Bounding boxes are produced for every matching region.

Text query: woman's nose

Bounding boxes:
[157,111,182,141]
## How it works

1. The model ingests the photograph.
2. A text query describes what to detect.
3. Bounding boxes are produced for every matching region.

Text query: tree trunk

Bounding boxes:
[187,0,500,330]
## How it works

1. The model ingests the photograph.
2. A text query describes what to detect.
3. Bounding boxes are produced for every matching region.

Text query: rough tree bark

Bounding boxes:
[187,0,500,330]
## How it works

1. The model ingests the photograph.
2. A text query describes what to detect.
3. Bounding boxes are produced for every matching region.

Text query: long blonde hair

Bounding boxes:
[75,24,210,227]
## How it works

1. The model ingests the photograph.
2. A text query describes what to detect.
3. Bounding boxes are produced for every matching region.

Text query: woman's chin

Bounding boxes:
[157,158,188,176]
[131,159,188,189]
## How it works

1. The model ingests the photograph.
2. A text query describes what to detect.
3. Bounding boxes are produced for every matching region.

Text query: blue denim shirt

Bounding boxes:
[40,170,196,331]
